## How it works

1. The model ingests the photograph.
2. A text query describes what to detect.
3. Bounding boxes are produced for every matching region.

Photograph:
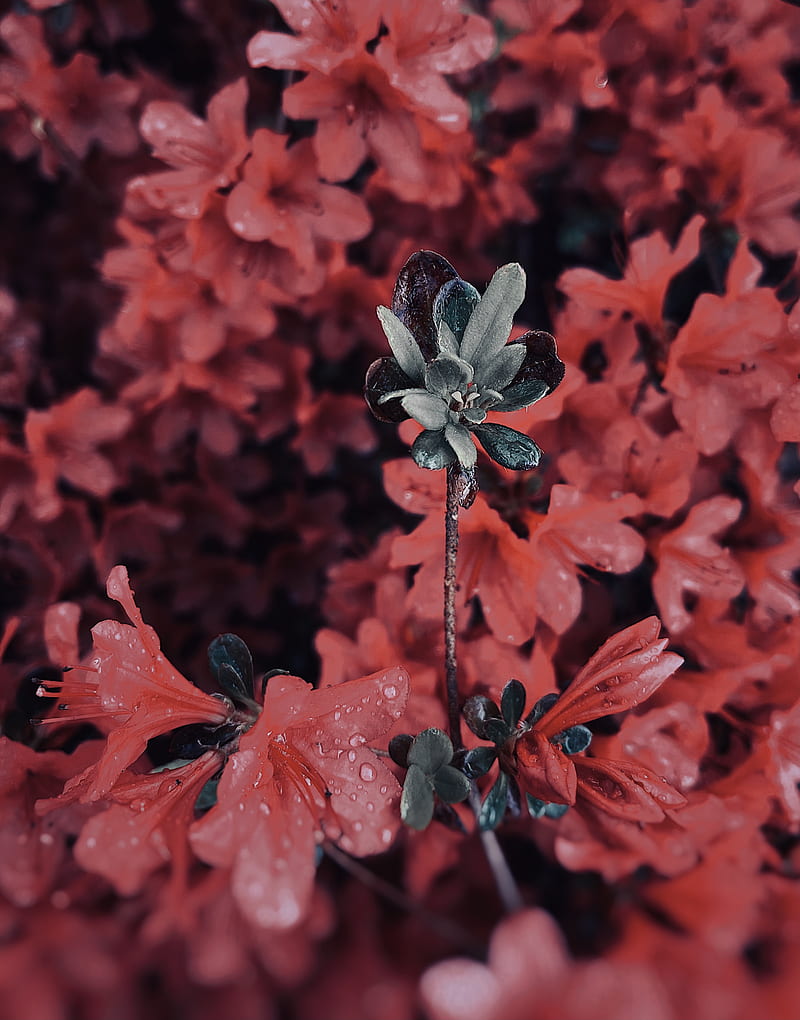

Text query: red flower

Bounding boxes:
[662,241,795,456]
[511,618,685,812]
[72,751,223,896]
[36,565,229,801]
[652,495,746,633]
[190,667,409,929]
[374,0,494,132]
[247,0,382,73]
[131,78,250,219]
[282,55,427,185]
[24,389,132,522]
[536,617,685,737]
[226,130,371,269]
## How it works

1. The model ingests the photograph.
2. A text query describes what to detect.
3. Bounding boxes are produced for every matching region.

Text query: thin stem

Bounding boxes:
[323,840,483,955]
[469,787,524,915]
[443,466,523,914]
[444,465,461,749]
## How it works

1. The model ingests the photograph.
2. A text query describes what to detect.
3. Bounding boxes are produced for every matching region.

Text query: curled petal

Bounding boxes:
[496,332,565,412]
[364,357,415,422]
[392,251,461,362]
[574,757,685,822]
[536,618,683,736]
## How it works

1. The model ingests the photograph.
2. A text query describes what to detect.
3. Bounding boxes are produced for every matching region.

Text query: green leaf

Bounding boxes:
[408,728,454,775]
[462,746,498,778]
[401,764,435,830]
[479,771,509,831]
[411,429,455,470]
[501,679,526,728]
[472,423,542,471]
[460,263,526,370]
[433,764,471,803]
[444,422,477,469]
[377,305,426,383]
[208,634,254,704]
[402,392,449,430]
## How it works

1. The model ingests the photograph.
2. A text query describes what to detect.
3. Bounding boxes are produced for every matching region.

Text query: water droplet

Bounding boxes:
[349,733,365,747]
[359,762,376,782]
[39,832,54,846]
[381,828,393,844]
[347,750,357,762]
[382,685,398,700]
[379,785,388,795]
[366,802,375,813]
[333,710,342,721]
[86,837,97,849]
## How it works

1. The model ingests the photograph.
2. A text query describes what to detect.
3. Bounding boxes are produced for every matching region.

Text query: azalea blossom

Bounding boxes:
[190,667,409,929]
[365,251,565,471]
[35,565,229,801]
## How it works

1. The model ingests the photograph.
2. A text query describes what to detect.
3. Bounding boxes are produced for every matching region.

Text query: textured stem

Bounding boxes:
[444,465,461,749]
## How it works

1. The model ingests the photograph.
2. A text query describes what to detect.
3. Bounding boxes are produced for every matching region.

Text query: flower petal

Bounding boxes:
[377,306,426,382]
[445,422,477,468]
[432,277,480,344]
[364,356,415,423]
[460,263,526,370]
[536,618,683,736]
[496,332,565,411]
[474,342,525,392]
[402,391,450,430]
[392,251,461,363]
[472,423,542,470]
[424,353,473,398]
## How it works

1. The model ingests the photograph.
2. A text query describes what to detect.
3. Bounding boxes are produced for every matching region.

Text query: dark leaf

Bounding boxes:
[525,692,559,726]
[479,771,509,831]
[392,251,460,363]
[411,429,455,470]
[462,746,498,778]
[432,277,480,344]
[408,728,454,775]
[433,764,471,803]
[401,763,435,830]
[364,356,415,423]
[388,733,414,768]
[501,678,526,728]
[208,634,253,703]
[555,724,593,755]
[473,423,542,471]
[463,695,511,744]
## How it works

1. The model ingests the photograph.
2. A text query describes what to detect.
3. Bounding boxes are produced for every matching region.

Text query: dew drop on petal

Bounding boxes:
[359,762,376,782]
[347,750,357,762]
[382,685,398,700]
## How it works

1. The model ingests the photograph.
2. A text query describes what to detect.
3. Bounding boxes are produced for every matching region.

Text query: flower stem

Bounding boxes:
[444,465,462,749]
[469,788,524,914]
